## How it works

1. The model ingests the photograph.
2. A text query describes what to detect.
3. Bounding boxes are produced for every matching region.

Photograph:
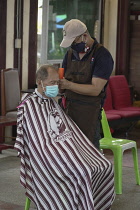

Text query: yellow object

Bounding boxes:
[133,100,140,107]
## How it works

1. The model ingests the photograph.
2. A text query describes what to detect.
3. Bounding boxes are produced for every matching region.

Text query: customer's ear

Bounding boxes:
[36,79,41,85]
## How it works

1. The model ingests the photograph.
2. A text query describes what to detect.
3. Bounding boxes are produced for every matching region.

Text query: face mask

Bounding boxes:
[71,42,86,53]
[44,85,59,97]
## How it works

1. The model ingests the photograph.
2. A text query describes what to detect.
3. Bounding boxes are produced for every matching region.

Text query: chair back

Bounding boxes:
[109,75,132,109]
[1,68,20,115]
[101,109,112,138]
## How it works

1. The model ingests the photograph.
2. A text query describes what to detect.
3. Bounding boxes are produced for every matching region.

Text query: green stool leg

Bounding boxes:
[113,148,123,194]
[25,197,31,210]
[132,146,140,185]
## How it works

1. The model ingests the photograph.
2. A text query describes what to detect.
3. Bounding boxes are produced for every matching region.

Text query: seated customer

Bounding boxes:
[14,64,115,210]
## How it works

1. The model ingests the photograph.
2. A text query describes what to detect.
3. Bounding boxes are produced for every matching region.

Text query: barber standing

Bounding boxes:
[59,19,114,149]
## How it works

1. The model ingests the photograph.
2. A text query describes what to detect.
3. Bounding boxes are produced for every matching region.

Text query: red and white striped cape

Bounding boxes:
[14,91,115,210]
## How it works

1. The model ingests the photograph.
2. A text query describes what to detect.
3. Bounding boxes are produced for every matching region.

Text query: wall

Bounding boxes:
[6,0,15,68]
[103,0,118,73]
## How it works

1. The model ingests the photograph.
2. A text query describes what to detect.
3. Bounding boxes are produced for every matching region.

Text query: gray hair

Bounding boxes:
[36,64,57,81]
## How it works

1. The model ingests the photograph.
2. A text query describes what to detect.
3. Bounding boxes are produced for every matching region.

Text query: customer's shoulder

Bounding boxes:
[18,93,36,108]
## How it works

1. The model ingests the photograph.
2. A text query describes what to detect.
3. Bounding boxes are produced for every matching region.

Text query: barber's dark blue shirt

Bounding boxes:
[62,38,114,81]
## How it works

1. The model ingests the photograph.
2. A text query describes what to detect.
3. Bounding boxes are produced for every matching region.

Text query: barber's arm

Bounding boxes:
[59,77,107,96]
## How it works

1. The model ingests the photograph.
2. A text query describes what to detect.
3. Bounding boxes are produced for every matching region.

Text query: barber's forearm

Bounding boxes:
[59,89,65,94]
[66,81,100,96]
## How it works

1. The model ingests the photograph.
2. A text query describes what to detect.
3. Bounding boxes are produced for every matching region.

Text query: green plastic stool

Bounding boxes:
[100,109,140,194]
[25,197,31,210]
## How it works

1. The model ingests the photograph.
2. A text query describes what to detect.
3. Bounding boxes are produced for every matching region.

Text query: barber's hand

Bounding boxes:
[59,78,72,90]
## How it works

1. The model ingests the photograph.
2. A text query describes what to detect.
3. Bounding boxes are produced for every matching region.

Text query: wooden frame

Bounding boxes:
[28,0,38,89]
[115,0,130,80]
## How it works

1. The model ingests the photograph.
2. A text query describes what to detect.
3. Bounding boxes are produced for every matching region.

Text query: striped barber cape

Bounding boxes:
[14,91,115,210]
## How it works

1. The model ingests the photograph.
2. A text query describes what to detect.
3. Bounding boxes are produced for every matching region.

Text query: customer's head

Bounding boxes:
[60,19,92,49]
[36,64,59,97]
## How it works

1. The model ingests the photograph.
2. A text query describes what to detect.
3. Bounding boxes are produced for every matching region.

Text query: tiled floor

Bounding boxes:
[0,126,140,210]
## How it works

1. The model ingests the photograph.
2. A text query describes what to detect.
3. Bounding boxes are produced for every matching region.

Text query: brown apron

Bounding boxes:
[64,44,105,144]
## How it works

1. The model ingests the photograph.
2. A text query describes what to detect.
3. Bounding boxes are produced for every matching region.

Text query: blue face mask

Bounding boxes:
[71,42,86,53]
[44,85,59,97]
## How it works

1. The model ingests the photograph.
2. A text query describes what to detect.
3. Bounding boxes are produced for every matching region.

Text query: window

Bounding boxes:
[37,0,101,67]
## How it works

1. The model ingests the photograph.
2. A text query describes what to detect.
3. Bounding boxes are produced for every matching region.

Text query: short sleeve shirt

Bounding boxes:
[62,38,114,81]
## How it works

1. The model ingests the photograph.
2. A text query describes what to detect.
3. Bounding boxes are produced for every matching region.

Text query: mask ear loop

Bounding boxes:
[83,34,90,53]
[41,80,45,93]
[41,80,46,103]
[81,34,88,53]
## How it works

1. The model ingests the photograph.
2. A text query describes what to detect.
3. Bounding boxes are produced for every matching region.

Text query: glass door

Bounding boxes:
[37,0,102,67]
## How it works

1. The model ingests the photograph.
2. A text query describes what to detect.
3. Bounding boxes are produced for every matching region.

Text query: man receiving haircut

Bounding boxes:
[60,19,114,149]
[15,64,115,210]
